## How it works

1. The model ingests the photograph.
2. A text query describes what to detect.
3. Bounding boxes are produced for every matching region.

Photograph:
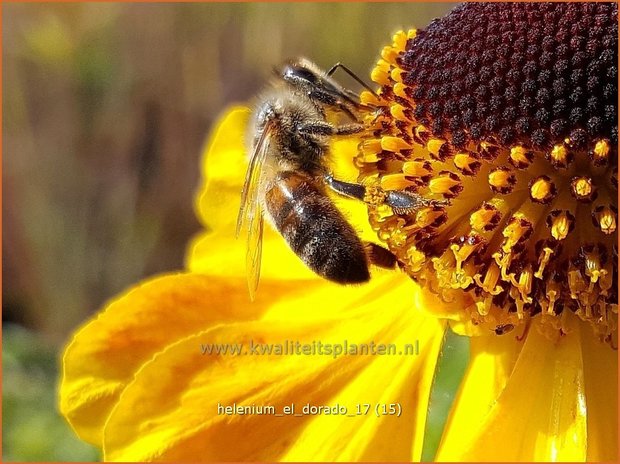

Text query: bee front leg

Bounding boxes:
[363,242,398,269]
[297,121,363,137]
[333,123,364,135]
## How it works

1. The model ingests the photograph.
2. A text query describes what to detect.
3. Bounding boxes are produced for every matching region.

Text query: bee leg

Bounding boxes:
[324,174,366,200]
[383,190,449,215]
[333,123,364,135]
[364,242,398,269]
[297,121,364,137]
[325,175,449,214]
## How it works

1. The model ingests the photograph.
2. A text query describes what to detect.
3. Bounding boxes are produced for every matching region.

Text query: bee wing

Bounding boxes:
[246,212,264,301]
[236,124,271,299]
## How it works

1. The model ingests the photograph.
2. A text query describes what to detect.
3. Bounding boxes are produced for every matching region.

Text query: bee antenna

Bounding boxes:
[325,62,380,99]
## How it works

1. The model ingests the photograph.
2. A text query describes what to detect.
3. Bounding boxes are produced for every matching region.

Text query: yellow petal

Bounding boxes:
[60,273,300,445]
[434,329,522,460]
[262,271,414,321]
[282,315,445,461]
[101,277,444,461]
[193,105,250,234]
[186,229,317,282]
[330,138,363,181]
[415,286,470,324]
[581,323,618,461]
[437,314,589,461]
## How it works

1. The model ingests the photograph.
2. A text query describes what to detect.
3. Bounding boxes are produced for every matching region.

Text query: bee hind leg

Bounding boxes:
[325,175,449,213]
[364,242,398,269]
[324,174,366,200]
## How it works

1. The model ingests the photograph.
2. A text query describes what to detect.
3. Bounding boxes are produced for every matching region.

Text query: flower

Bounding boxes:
[359,3,618,345]
[60,3,617,461]
[60,106,446,461]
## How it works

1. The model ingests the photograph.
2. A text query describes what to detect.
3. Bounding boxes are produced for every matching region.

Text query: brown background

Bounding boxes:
[4,2,456,341]
[3,3,458,461]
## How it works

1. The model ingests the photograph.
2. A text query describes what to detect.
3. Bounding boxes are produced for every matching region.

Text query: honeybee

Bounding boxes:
[494,323,515,335]
[236,58,432,298]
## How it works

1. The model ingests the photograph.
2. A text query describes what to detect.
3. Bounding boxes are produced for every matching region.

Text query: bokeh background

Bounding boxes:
[3,3,458,461]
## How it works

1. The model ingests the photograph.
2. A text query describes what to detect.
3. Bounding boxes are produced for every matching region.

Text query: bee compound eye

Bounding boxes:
[297,67,319,83]
[283,64,319,86]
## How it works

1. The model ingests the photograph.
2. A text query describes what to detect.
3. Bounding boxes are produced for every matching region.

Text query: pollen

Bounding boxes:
[359,90,383,107]
[591,139,611,166]
[488,168,516,194]
[429,172,461,197]
[381,136,412,152]
[470,202,501,232]
[549,143,572,169]
[390,104,410,122]
[548,210,575,241]
[454,151,481,176]
[593,205,617,235]
[363,184,388,207]
[509,146,534,169]
[571,176,596,202]
[529,176,556,204]
[356,2,618,345]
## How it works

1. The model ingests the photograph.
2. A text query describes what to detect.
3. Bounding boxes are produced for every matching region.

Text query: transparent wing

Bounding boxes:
[236,125,271,299]
[246,212,264,301]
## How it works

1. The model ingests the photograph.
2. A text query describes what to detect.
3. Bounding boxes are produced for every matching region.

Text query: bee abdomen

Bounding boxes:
[265,171,370,284]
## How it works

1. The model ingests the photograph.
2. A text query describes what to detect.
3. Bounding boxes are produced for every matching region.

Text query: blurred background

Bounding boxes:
[3,3,457,461]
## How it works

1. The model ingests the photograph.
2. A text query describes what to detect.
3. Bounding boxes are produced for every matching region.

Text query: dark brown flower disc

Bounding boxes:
[357,3,617,345]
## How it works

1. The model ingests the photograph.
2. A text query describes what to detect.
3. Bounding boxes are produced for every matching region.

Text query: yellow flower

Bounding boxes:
[60,3,617,461]
[60,106,445,461]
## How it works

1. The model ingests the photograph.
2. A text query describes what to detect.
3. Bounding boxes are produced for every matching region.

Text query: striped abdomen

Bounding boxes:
[264,171,370,284]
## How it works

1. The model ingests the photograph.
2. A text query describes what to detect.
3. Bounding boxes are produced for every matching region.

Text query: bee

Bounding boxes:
[494,323,515,335]
[236,58,435,298]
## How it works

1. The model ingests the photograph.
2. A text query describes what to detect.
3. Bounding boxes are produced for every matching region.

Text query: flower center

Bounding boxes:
[355,3,617,346]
